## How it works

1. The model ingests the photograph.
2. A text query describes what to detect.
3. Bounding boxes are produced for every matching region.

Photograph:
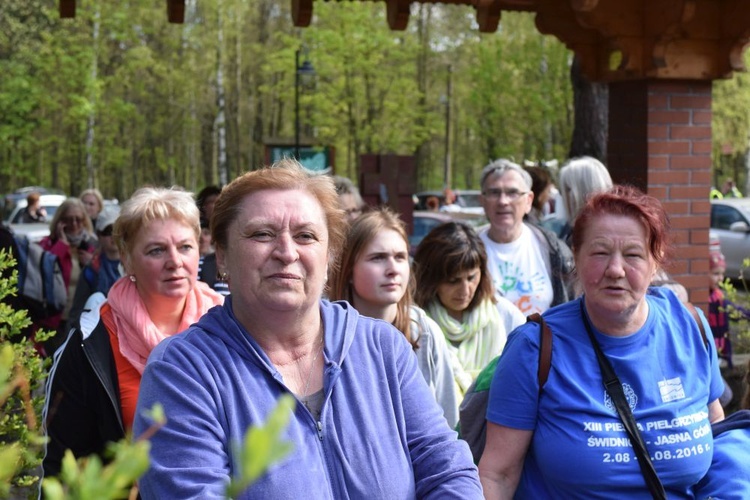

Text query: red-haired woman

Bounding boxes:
[479,185,725,498]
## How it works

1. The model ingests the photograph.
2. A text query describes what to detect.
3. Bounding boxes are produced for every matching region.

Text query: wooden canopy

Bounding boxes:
[59,1,750,81]
[292,0,750,82]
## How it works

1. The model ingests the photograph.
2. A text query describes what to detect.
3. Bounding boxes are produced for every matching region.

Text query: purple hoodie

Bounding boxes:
[134,298,482,499]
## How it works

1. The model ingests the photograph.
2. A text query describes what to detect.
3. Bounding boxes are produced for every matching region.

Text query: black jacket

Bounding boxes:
[42,297,124,478]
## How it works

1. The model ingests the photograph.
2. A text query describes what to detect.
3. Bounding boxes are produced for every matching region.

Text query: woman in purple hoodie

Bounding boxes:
[134,159,481,499]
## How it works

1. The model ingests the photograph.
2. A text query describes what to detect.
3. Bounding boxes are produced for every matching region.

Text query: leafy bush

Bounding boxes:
[0,247,50,497]
[721,258,750,355]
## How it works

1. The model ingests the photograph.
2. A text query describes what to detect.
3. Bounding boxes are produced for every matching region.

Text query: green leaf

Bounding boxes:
[226,395,296,497]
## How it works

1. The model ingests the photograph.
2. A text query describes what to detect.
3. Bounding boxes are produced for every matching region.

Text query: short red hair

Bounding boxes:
[571,185,672,268]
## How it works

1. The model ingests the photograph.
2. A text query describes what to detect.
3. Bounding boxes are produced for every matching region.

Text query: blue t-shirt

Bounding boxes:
[693,410,750,500]
[487,289,724,499]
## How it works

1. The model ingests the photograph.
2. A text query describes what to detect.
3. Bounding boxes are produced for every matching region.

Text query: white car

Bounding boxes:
[5,194,66,243]
[710,198,750,279]
[4,194,66,225]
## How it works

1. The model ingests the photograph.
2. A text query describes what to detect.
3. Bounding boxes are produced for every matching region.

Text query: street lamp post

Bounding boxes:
[295,49,315,161]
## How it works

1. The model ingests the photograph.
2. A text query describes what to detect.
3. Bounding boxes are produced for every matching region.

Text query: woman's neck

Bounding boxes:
[447,306,463,321]
[584,298,649,337]
[246,309,323,365]
[353,298,397,324]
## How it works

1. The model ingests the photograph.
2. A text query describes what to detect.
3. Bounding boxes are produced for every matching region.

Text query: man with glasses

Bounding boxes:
[478,159,574,315]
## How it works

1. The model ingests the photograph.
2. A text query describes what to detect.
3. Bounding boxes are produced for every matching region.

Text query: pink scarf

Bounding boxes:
[107,277,224,373]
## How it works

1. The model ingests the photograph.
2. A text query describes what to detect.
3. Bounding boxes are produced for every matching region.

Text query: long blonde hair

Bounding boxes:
[329,207,417,349]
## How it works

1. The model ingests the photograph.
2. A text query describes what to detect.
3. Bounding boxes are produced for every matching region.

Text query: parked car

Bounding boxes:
[414,189,483,213]
[4,194,66,243]
[4,194,66,225]
[409,211,453,254]
[710,198,750,279]
[408,210,487,255]
[1,187,64,221]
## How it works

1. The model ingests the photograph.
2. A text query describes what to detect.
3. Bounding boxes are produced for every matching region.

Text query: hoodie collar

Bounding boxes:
[198,296,360,372]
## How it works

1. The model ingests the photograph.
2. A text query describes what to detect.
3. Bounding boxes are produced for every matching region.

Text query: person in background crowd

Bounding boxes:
[478,159,574,315]
[440,188,462,212]
[413,221,525,391]
[551,155,613,247]
[708,250,750,370]
[330,207,460,427]
[425,196,440,212]
[133,161,481,498]
[79,188,105,227]
[478,185,724,498]
[198,217,213,257]
[196,185,222,222]
[333,175,365,223]
[523,166,553,225]
[21,191,48,223]
[42,187,224,481]
[67,207,124,329]
[722,178,743,198]
[197,217,229,296]
[37,198,96,354]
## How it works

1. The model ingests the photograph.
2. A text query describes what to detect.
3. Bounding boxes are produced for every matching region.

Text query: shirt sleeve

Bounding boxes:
[486,322,542,430]
[391,323,483,499]
[696,308,727,403]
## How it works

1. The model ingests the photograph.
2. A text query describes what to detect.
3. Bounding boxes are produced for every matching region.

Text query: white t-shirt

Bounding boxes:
[479,224,553,315]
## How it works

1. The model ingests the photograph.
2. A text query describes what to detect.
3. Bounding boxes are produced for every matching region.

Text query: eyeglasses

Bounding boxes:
[62,216,85,225]
[482,188,529,201]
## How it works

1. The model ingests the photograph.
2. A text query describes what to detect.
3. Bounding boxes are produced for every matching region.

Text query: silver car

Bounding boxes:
[710,198,750,279]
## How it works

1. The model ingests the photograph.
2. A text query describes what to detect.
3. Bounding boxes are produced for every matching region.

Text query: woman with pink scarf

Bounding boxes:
[41,187,224,479]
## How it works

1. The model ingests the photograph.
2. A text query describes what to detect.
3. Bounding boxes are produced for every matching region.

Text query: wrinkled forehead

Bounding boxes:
[484,169,529,189]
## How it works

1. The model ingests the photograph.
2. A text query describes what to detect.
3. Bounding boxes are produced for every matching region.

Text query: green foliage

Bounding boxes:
[722,259,750,354]
[0,248,49,497]
[41,443,150,500]
[1,2,575,197]
[712,50,750,189]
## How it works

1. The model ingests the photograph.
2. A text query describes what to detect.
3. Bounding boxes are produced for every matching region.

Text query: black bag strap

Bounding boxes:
[579,301,667,500]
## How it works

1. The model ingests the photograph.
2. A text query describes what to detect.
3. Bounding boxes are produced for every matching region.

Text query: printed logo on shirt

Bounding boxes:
[496,261,547,314]
[658,377,685,403]
[604,383,638,413]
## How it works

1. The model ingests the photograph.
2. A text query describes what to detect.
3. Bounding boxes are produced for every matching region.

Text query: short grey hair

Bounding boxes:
[480,159,532,191]
[332,175,364,208]
[558,156,613,221]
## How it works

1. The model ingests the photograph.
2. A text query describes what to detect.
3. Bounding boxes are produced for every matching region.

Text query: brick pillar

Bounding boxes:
[608,80,712,309]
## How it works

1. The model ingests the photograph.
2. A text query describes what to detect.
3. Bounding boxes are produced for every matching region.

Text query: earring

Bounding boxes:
[219,272,228,281]
[129,275,136,283]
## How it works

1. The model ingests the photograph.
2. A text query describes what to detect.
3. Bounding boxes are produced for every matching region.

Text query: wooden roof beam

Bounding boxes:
[59,0,185,22]
[290,0,537,32]
[60,0,75,18]
[167,0,185,23]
